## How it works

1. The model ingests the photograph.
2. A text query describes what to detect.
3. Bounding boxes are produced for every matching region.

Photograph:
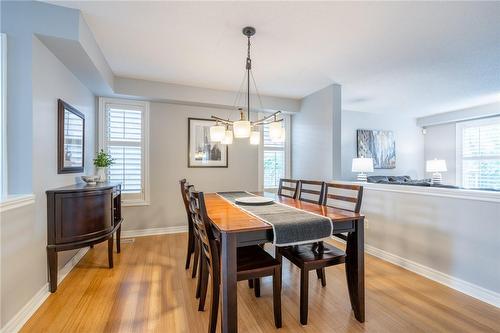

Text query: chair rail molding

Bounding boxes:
[0,193,35,213]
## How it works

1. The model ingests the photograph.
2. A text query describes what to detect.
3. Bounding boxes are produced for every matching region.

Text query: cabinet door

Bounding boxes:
[54,189,113,244]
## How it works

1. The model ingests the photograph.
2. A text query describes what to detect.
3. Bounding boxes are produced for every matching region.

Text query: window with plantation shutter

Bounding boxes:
[261,114,290,190]
[99,98,150,205]
[457,116,500,190]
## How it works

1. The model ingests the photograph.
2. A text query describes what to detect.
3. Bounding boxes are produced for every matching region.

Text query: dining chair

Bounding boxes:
[277,181,363,325]
[278,178,300,198]
[190,191,282,332]
[324,182,363,241]
[297,180,325,204]
[179,179,197,272]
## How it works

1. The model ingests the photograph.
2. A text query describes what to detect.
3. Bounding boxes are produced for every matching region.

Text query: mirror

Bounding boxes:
[58,99,85,173]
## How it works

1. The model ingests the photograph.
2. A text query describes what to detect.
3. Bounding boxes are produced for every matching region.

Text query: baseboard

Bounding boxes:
[121,226,187,238]
[1,247,89,333]
[331,237,500,309]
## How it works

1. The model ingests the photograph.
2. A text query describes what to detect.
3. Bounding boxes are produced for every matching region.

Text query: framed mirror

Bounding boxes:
[58,99,85,173]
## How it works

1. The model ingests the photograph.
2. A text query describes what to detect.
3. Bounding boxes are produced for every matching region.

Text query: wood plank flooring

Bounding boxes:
[21,234,500,332]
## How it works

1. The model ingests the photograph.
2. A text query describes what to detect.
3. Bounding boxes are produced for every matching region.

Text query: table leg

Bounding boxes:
[345,217,365,322]
[47,247,58,293]
[221,232,238,333]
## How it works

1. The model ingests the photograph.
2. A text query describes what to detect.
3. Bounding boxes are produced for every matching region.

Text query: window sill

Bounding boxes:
[0,194,36,213]
[122,200,150,207]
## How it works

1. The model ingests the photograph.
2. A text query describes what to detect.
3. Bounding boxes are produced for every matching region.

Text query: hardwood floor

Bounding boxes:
[22,234,500,333]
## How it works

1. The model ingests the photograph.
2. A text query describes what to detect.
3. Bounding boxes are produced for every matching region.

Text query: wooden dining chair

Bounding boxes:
[297,180,325,204]
[278,178,300,198]
[179,179,197,272]
[324,182,363,241]
[190,191,282,332]
[277,181,363,325]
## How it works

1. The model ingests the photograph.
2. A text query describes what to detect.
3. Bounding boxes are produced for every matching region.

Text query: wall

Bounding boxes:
[122,103,259,232]
[423,123,457,185]
[357,182,500,306]
[0,36,96,328]
[341,110,425,180]
[291,84,342,180]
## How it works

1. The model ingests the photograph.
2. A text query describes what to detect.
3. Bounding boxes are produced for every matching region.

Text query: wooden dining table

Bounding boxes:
[204,191,365,333]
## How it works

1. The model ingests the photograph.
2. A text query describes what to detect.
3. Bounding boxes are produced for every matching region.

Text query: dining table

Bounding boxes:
[204,191,365,333]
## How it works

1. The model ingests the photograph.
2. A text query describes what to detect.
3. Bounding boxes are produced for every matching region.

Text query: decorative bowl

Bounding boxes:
[81,175,99,185]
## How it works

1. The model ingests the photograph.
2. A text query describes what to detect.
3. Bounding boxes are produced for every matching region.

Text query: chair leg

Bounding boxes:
[192,239,199,278]
[315,269,321,279]
[198,259,209,311]
[254,278,260,297]
[185,226,195,269]
[273,266,282,328]
[196,253,204,299]
[300,269,309,325]
[248,279,254,289]
[320,268,326,287]
[209,272,220,333]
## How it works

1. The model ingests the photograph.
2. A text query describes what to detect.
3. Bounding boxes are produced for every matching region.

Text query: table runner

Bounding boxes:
[217,191,333,246]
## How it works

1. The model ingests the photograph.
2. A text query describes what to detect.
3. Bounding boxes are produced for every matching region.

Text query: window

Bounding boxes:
[260,114,290,190]
[457,117,500,190]
[0,33,6,199]
[99,98,150,205]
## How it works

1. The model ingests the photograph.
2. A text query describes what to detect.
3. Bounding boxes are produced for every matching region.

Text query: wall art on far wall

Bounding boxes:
[357,129,396,169]
[188,118,228,168]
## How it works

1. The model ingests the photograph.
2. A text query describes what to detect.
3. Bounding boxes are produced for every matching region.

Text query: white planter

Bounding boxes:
[97,167,107,183]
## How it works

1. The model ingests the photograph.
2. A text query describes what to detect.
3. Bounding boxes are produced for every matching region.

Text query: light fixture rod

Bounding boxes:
[251,111,282,126]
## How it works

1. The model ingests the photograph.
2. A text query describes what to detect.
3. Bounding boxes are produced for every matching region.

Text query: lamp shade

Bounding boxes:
[209,124,225,142]
[233,120,251,138]
[269,121,282,141]
[352,158,374,173]
[221,130,233,145]
[426,159,447,172]
[250,131,260,145]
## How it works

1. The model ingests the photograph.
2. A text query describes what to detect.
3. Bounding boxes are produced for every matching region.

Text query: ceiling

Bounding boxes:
[46,1,500,117]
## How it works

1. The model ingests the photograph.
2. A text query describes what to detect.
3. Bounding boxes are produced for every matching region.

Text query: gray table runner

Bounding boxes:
[217,191,333,246]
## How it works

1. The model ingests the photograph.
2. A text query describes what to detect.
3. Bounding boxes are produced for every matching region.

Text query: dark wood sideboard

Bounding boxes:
[46,182,123,292]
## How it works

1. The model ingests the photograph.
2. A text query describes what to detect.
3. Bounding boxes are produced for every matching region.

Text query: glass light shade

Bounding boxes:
[426,159,447,172]
[221,130,233,145]
[352,158,374,172]
[210,124,225,142]
[250,131,260,145]
[278,127,286,142]
[233,120,251,138]
[269,121,282,141]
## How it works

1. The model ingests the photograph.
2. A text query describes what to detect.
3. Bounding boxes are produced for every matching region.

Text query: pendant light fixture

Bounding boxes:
[210,26,284,145]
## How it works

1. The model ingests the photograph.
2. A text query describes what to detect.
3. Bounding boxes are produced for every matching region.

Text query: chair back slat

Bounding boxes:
[298,180,325,204]
[324,182,363,213]
[278,178,299,199]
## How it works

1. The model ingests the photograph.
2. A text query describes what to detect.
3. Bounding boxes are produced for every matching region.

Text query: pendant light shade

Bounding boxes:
[278,127,286,143]
[233,120,251,138]
[222,129,234,145]
[210,124,225,142]
[269,121,282,141]
[250,131,260,145]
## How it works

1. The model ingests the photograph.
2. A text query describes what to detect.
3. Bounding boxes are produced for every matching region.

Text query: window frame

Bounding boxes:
[1,33,7,199]
[98,97,150,206]
[258,112,291,191]
[456,116,500,189]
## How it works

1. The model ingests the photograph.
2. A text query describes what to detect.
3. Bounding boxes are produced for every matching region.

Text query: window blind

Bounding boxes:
[106,107,143,194]
[461,119,500,189]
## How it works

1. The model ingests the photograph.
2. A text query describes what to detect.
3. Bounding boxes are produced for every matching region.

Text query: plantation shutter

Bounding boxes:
[263,122,285,189]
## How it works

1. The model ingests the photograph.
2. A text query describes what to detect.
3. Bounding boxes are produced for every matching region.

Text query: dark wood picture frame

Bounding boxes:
[188,117,228,168]
[58,99,85,174]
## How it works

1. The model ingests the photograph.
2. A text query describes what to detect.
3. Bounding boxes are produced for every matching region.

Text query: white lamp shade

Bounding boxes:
[233,120,251,138]
[209,124,225,142]
[352,158,374,172]
[269,122,282,141]
[278,127,286,143]
[426,159,447,172]
[221,130,233,145]
[250,131,260,145]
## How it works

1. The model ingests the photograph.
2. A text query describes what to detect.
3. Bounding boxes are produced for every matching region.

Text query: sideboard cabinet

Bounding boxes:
[46,182,123,292]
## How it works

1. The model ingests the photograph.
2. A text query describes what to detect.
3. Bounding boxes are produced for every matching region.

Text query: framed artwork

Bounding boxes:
[58,99,85,173]
[188,118,228,168]
[357,129,396,169]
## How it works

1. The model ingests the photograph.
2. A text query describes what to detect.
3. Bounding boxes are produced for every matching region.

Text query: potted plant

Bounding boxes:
[93,149,114,182]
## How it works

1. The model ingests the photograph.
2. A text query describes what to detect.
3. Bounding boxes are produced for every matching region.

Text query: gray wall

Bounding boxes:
[0,36,96,328]
[341,110,425,180]
[424,123,457,185]
[291,84,342,180]
[122,103,259,232]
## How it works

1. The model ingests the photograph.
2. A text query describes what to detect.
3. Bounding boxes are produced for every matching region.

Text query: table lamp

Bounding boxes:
[352,157,374,182]
[426,159,447,184]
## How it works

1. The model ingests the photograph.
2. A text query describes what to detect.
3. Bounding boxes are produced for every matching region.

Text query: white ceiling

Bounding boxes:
[47,1,500,116]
